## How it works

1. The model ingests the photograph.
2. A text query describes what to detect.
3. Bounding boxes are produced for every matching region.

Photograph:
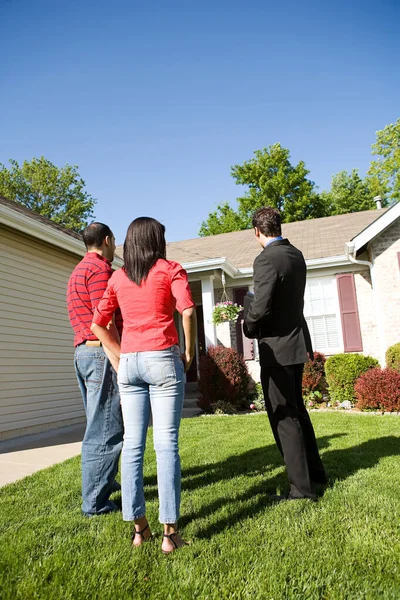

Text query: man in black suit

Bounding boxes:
[244,207,326,500]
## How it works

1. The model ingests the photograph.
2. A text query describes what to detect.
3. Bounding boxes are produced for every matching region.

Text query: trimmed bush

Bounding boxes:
[302,352,327,404]
[386,342,400,373]
[355,368,400,412]
[198,345,251,412]
[325,353,379,404]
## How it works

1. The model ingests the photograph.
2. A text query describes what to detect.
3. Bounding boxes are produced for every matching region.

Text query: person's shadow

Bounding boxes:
[143,432,400,539]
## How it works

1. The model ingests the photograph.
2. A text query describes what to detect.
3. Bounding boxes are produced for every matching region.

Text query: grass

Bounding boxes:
[1,413,400,600]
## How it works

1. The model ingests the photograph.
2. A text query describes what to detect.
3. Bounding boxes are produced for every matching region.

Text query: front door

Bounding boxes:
[186,304,206,383]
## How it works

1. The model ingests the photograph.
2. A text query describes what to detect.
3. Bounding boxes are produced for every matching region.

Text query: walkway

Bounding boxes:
[0,390,201,487]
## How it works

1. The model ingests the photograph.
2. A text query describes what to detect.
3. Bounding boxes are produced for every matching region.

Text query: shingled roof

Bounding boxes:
[0,195,82,241]
[117,209,387,269]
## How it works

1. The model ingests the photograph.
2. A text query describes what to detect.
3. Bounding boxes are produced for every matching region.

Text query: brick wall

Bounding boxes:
[371,220,400,354]
[354,268,380,360]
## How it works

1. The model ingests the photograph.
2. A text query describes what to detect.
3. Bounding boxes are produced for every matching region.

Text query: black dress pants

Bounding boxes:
[260,363,326,499]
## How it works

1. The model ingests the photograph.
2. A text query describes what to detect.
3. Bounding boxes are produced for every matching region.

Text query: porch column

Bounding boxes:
[201,276,217,347]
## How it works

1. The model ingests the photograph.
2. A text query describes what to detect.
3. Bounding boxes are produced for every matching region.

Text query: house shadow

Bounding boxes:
[145,432,400,539]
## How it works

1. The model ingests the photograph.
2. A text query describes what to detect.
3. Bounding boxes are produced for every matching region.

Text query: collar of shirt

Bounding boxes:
[264,236,283,247]
[85,251,112,267]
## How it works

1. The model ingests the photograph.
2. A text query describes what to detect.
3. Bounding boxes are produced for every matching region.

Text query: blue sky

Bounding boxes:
[1,0,399,243]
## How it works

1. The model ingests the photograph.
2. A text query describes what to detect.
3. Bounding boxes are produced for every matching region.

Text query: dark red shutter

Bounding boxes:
[336,273,363,352]
[233,287,254,360]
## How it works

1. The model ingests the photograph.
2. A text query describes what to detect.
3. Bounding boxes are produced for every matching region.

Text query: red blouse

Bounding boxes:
[93,259,195,353]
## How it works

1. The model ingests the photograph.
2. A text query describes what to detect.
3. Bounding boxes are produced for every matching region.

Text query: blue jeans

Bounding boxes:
[74,345,124,515]
[118,345,185,523]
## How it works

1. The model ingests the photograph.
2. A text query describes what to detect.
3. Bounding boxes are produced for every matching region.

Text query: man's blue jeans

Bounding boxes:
[74,344,123,515]
[118,345,185,523]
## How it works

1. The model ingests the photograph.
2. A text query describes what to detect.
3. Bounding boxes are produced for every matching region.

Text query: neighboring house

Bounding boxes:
[0,196,122,441]
[120,203,399,383]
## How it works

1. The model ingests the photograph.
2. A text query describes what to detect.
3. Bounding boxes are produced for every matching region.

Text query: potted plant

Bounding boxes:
[212,301,243,325]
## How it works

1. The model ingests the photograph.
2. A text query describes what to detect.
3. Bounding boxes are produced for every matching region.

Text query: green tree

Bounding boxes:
[199,143,327,236]
[367,118,400,204]
[0,157,96,232]
[321,169,380,215]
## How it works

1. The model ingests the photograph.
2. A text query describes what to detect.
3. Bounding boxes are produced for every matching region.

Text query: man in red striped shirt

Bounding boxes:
[67,222,123,516]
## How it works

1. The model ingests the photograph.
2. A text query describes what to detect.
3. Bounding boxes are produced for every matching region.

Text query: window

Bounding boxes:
[304,277,342,354]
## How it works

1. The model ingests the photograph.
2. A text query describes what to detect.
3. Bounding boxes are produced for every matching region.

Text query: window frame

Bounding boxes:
[304,274,344,356]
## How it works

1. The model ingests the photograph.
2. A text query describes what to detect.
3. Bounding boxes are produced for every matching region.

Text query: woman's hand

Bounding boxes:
[181,306,197,373]
[181,350,195,372]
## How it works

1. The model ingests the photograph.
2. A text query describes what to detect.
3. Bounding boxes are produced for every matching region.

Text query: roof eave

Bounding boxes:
[182,254,351,276]
[351,202,400,252]
[0,201,124,268]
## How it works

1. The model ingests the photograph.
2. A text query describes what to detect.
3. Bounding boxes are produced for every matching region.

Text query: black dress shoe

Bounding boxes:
[270,494,317,503]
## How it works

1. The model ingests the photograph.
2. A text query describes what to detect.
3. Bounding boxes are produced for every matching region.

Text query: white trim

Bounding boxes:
[201,277,217,347]
[351,202,400,252]
[306,255,350,270]
[182,254,351,278]
[0,202,123,268]
[182,257,248,279]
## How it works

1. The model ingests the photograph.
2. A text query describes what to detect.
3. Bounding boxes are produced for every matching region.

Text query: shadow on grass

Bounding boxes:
[175,433,400,539]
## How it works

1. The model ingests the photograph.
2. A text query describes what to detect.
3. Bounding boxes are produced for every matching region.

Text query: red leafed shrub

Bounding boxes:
[302,352,327,401]
[198,345,251,412]
[355,368,400,412]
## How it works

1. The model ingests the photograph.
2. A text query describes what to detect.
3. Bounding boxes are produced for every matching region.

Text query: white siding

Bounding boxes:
[0,225,84,440]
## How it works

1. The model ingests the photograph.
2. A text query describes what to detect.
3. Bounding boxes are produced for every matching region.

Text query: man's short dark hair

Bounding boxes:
[252,207,282,237]
[82,222,113,250]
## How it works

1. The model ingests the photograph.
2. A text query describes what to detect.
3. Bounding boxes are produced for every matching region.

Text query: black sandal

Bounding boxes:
[162,531,189,555]
[131,523,154,546]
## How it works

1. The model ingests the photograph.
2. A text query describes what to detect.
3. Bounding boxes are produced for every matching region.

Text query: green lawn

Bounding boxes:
[1,413,400,600]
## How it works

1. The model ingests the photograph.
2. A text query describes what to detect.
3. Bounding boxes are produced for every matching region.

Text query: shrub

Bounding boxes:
[325,353,379,404]
[302,352,327,403]
[355,368,400,412]
[248,383,265,412]
[386,342,400,373]
[210,400,238,415]
[198,345,251,412]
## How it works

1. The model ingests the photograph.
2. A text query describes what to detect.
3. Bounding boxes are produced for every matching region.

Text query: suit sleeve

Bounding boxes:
[301,316,314,361]
[244,254,278,338]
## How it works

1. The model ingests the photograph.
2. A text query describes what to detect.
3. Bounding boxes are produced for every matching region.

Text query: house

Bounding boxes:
[139,203,400,383]
[2,195,398,441]
[0,196,123,441]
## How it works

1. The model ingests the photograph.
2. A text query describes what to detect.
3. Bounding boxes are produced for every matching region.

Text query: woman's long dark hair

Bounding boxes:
[123,217,166,285]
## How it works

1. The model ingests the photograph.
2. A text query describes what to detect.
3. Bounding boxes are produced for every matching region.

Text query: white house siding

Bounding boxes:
[371,220,400,353]
[0,225,84,441]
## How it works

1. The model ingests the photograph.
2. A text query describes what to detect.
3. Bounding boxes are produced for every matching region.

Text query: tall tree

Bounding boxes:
[367,118,400,204]
[321,169,380,215]
[0,157,96,232]
[199,143,327,236]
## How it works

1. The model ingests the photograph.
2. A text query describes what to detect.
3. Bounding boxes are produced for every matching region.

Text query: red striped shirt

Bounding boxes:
[67,252,123,347]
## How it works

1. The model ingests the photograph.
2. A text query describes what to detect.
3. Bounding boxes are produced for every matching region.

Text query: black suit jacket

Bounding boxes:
[244,239,313,367]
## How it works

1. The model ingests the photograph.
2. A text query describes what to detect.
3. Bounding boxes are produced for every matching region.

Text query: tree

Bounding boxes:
[320,169,381,215]
[367,118,400,204]
[0,157,96,232]
[199,143,327,236]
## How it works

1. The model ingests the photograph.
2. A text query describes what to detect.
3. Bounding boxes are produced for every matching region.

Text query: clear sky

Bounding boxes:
[1,0,399,243]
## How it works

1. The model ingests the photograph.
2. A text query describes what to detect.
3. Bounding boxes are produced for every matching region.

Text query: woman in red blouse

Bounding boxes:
[91,217,196,554]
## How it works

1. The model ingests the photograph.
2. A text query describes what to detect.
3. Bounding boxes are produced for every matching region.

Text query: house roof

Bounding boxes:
[0,195,124,266]
[117,208,388,270]
[0,195,83,242]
